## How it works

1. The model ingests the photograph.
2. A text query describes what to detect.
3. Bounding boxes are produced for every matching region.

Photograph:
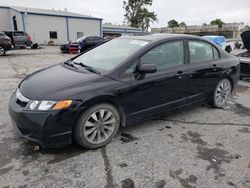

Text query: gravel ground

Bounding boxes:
[0,47,249,188]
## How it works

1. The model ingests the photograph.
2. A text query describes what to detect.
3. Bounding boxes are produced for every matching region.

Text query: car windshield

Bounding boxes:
[73,38,148,72]
[77,36,86,42]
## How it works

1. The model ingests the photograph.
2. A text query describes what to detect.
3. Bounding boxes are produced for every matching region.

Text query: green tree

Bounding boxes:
[168,19,179,28]
[179,22,186,27]
[210,19,224,28]
[123,0,157,31]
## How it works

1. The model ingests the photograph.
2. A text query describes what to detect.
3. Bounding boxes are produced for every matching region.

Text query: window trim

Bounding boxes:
[187,39,221,64]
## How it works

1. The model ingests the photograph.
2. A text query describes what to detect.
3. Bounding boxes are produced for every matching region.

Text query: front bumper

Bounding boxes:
[8,92,77,148]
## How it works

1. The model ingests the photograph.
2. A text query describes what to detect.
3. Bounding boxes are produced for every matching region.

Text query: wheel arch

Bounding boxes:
[76,95,126,127]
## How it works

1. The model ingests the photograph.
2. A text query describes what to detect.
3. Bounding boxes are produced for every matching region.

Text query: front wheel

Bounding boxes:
[0,46,6,56]
[212,78,232,108]
[74,103,120,149]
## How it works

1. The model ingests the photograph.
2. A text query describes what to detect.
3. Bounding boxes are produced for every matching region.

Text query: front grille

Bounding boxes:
[240,62,250,74]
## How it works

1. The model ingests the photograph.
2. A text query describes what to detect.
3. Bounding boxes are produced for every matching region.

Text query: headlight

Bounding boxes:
[26,100,73,111]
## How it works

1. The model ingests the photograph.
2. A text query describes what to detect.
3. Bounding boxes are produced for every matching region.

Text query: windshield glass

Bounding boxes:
[73,38,148,72]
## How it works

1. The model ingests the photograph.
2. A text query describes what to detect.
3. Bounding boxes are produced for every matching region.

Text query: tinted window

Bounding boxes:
[140,41,184,70]
[189,41,219,63]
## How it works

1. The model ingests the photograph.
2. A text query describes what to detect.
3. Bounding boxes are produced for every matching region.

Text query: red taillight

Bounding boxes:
[27,35,32,41]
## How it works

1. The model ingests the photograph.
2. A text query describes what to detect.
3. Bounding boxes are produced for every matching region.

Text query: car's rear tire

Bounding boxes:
[212,78,232,108]
[0,46,6,56]
[74,103,120,149]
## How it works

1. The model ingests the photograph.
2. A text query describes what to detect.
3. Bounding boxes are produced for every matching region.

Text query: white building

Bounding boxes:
[0,6,102,44]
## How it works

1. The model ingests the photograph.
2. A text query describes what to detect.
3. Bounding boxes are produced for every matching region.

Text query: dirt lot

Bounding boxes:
[0,47,250,188]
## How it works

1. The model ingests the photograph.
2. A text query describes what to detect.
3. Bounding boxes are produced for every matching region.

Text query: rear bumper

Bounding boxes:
[8,92,76,148]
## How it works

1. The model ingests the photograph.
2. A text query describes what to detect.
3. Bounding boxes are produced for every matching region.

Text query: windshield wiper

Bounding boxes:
[73,62,100,74]
[64,60,77,68]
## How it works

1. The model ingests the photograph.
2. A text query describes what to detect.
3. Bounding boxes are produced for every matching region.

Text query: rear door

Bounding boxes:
[186,40,223,103]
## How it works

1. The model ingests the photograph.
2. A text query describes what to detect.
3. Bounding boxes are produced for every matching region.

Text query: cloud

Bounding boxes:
[1,0,249,27]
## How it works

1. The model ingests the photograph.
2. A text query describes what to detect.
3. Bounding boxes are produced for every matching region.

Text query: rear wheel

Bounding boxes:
[212,78,232,108]
[0,46,6,56]
[74,103,120,149]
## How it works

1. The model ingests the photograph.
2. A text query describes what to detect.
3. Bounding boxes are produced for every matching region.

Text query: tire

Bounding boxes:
[0,46,6,56]
[74,103,120,149]
[212,78,232,108]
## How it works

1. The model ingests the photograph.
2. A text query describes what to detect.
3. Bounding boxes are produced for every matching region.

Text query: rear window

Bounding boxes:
[188,40,220,64]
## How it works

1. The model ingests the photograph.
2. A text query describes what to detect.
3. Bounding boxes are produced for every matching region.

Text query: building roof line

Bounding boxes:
[0,6,102,20]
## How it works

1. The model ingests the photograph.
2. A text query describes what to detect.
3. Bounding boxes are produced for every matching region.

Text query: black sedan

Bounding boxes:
[237,30,250,79]
[60,36,105,53]
[9,34,240,149]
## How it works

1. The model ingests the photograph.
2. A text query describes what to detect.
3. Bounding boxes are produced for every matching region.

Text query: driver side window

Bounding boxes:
[140,41,184,71]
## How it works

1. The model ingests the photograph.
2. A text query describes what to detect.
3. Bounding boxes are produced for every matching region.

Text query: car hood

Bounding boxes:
[241,30,250,50]
[19,64,102,100]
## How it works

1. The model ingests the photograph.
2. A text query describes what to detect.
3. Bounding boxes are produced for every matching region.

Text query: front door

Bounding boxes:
[122,40,189,121]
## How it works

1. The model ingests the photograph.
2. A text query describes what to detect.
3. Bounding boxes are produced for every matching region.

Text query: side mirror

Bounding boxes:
[138,64,157,74]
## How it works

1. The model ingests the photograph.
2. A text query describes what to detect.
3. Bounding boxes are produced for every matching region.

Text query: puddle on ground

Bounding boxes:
[120,133,138,143]
[181,131,207,146]
[196,146,237,178]
[169,168,197,188]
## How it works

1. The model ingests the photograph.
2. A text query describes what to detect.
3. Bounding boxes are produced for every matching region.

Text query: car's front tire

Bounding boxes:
[212,78,232,108]
[74,103,120,149]
[0,46,6,56]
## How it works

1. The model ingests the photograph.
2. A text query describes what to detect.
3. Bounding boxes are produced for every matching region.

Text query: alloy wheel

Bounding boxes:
[83,109,117,144]
[0,46,5,56]
[214,79,231,107]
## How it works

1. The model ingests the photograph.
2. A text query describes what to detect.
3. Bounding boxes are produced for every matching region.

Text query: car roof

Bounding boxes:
[120,34,204,42]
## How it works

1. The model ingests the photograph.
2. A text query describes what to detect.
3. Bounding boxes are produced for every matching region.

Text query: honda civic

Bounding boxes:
[8,34,240,149]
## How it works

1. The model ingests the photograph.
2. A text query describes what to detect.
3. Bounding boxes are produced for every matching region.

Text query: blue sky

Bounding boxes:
[1,0,250,27]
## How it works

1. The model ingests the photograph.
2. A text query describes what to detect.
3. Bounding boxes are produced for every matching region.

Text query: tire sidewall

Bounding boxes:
[213,78,231,108]
[74,103,120,149]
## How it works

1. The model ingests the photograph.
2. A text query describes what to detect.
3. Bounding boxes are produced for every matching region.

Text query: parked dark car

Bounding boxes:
[237,30,250,79]
[60,36,105,53]
[3,31,32,48]
[9,34,239,149]
[0,32,12,56]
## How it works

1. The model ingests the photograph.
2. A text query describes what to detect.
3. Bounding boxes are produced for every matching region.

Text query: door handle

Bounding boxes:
[176,71,185,79]
[212,64,219,71]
